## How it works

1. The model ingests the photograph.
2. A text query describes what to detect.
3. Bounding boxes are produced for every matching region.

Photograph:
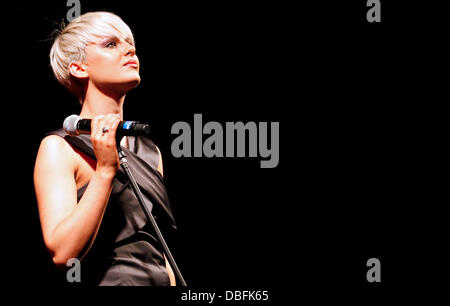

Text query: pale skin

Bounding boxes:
[34,33,176,285]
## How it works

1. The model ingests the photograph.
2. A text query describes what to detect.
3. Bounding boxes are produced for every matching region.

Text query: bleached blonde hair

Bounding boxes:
[49,11,135,102]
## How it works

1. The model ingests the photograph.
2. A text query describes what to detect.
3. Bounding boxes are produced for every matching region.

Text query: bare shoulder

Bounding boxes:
[35,135,76,172]
[39,135,69,151]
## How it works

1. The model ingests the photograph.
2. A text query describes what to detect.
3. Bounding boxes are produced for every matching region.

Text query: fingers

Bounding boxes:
[91,114,103,139]
[90,114,122,174]
[107,115,121,139]
[91,114,121,145]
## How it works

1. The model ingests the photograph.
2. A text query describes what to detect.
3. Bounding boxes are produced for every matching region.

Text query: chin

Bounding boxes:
[122,73,141,85]
[121,78,141,93]
[101,75,141,95]
[130,77,141,88]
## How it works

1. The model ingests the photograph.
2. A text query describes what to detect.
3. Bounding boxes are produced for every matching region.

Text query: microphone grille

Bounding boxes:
[63,114,81,136]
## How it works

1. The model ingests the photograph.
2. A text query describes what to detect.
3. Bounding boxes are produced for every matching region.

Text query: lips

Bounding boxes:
[123,60,138,68]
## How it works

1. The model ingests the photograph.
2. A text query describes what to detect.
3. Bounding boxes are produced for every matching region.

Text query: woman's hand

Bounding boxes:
[91,114,121,177]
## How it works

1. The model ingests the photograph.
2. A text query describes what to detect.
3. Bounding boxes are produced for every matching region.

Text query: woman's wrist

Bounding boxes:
[94,166,117,180]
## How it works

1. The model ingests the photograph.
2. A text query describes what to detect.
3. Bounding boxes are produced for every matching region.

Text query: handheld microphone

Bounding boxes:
[63,114,151,136]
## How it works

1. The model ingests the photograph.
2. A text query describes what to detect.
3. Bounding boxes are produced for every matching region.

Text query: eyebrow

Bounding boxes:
[124,37,134,46]
[116,35,134,46]
[101,34,134,46]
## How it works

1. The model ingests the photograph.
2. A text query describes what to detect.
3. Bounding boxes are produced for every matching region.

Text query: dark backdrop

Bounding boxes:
[2,0,443,302]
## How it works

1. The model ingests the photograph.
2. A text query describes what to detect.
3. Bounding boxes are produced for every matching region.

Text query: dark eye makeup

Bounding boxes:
[104,40,117,48]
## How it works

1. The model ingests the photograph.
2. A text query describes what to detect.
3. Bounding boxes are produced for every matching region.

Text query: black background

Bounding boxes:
[2,0,445,303]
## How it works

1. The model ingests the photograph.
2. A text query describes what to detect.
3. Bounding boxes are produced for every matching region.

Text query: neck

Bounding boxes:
[79,82,126,120]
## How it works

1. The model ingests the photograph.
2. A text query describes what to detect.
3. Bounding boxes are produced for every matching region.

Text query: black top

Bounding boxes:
[47,129,177,286]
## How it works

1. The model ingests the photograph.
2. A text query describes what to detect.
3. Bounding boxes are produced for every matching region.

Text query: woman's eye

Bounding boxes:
[105,41,117,48]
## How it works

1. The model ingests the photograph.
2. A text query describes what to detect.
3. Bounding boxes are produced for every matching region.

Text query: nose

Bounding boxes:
[124,42,136,57]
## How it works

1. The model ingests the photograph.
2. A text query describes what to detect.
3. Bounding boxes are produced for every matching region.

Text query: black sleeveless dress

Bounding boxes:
[47,129,177,286]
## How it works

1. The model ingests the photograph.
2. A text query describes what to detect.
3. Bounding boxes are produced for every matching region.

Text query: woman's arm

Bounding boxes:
[34,114,121,268]
[164,254,176,286]
[156,145,164,176]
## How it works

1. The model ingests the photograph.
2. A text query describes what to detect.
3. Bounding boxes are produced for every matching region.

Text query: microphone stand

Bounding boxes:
[116,141,187,286]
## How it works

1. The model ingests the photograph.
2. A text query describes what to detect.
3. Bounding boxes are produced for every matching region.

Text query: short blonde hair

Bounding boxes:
[50,11,135,102]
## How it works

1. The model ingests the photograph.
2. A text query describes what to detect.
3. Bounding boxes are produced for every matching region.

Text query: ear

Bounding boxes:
[68,61,89,79]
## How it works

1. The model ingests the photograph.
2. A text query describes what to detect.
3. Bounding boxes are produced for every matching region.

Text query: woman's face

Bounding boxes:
[84,35,140,95]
